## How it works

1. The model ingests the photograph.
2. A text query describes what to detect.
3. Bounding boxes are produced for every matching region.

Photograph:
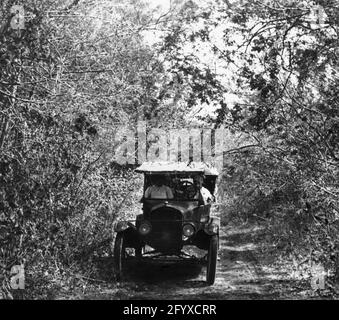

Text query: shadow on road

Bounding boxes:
[125,259,205,285]
[92,256,206,286]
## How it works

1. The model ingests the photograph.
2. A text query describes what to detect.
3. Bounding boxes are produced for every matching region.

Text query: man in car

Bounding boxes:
[193,175,213,205]
[144,175,174,199]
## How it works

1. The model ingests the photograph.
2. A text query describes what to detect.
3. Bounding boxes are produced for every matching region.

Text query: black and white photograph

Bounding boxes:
[0,0,338,304]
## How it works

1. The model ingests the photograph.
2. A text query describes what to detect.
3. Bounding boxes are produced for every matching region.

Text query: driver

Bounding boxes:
[193,175,213,205]
[144,175,174,199]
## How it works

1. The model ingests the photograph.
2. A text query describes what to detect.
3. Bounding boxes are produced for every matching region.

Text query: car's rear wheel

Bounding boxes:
[206,235,218,285]
[114,231,126,281]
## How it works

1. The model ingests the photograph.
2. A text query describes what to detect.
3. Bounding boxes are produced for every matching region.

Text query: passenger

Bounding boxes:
[144,175,174,199]
[193,175,213,205]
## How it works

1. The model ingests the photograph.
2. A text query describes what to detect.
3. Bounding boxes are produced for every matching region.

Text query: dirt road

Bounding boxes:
[60,222,317,300]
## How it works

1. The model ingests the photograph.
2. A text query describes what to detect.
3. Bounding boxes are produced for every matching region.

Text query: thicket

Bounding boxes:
[177,0,339,287]
[1,0,338,298]
[0,0,169,298]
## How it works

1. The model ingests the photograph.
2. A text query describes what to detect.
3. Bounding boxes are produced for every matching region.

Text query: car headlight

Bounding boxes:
[182,224,195,237]
[138,221,152,235]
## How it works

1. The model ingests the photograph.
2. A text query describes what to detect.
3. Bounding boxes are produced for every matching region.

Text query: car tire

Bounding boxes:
[114,231,126,281]
[206,234,218,285]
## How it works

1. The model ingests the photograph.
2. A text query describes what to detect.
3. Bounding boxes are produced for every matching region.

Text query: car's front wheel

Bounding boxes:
[206,234,218,285]
[114,231,127,281]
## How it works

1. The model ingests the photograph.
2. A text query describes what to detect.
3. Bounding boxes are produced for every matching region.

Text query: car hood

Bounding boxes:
[144,200,198,215]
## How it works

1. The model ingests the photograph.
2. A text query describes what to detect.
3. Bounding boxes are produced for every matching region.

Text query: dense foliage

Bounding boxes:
[159,0,339,286]
[0,0,172,298]
[1,0,338,298]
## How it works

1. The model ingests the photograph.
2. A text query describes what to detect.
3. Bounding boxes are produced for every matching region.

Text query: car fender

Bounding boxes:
[113,221,136,233]
[203,216,220,235]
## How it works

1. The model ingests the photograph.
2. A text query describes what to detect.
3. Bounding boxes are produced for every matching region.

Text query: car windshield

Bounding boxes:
[144,174,199,201]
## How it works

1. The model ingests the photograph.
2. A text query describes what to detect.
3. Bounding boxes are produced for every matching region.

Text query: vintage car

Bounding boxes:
[113,162,220,285]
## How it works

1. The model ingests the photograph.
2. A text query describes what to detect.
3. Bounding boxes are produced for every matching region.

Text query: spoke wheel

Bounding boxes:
[114,232,127,281]
[206,235,218,285]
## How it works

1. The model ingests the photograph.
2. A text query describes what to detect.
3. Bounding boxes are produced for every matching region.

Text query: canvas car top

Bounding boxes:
[135,161,219,176]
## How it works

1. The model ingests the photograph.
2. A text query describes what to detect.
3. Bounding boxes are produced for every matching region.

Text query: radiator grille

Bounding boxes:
[148,207,183,252]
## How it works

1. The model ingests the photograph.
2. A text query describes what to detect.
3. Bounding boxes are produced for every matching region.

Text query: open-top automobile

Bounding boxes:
[113,161,220,285]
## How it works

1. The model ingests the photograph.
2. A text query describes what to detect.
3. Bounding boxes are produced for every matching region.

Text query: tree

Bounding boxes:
[0,0,192,298]
[158,0,339,279]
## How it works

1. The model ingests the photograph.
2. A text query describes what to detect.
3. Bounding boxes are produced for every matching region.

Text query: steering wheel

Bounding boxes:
[175,180,198,199]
